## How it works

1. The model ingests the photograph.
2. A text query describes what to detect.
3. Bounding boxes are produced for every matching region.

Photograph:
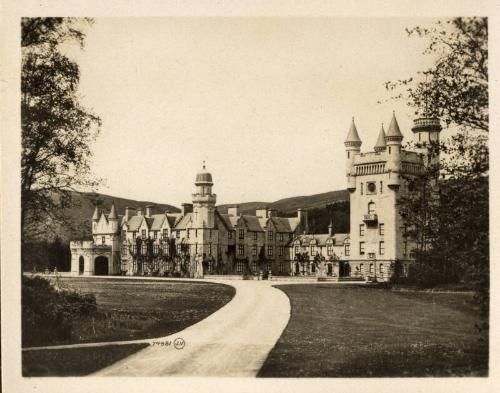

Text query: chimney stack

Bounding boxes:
[297,208,308,233]
[181,203,193,215]
[137,207,144,216]
[124,206,135,221]
[328,220,334,236]
[256,207,269,218]
[268,209,277,218]
[227,205,239,217]
[145,205,154,218]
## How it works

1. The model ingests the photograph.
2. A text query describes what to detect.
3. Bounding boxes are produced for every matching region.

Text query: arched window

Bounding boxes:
[368,202,376,215]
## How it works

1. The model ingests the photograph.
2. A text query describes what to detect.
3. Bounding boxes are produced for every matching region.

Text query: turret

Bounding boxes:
[385,112,403,188]
[192,163,216,228]
[411,117,442,169]
[374,123,387,152]
[344,117,362,192]
[92,205,100,233]
[108,202,119,233]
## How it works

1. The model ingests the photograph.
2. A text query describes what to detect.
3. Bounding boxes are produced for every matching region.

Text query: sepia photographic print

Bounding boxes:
[1,1,498,392]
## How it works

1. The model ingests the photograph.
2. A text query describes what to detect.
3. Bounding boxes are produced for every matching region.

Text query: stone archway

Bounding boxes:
[79,256,85,275]
[94,256,109,276]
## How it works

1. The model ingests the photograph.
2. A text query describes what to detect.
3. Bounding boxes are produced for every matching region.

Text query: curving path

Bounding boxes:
[93,280,291,377]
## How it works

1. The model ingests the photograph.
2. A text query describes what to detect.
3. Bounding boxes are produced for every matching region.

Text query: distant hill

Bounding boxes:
[29,188,349,243]
[217,189,349,216]
[45,191,180,242]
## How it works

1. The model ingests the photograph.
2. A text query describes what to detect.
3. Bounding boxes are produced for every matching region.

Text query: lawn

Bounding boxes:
[23,344,149,377]
[22,277,235,377]
[258,285,488,377]
[24,277,235,347]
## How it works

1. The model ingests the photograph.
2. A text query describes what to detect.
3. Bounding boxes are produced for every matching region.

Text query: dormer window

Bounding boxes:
[141,229,146,239]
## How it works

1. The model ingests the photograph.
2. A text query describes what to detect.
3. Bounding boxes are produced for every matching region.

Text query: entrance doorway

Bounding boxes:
[327,263,333,276]
[295,262,300,275]
[339,261,351,277]
[94,256,109,275]
[79,256,84,275]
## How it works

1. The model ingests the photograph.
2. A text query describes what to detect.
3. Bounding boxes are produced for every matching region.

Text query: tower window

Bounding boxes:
[368,202,376,215]
[380,181,383,193]
[359,224,365,236]
[388,146,391,154]
[379,223,385,236]
[379,241,385,255]
[345,243,350,256]
[359,241,365,255]
[361,183,364,195]
[102,236,106,245]
[347,151,350,159]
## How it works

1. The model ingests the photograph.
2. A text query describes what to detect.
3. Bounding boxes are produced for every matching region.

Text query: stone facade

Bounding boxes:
[70,113,440,281]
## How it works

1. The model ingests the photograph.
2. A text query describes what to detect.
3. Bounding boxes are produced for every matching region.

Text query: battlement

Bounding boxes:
[354,151,387,165]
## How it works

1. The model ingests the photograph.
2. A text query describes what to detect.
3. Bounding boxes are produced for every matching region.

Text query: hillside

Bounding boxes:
[49,191,180,242]
[217,189,349,216]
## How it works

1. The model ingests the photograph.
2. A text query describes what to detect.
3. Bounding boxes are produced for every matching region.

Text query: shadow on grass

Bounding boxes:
[23,343,149,377]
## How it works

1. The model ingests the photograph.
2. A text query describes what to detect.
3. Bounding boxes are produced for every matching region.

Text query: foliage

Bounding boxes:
[386,18,489,331]
[22,275,97,347]
[21,18,101,243]
[384,17,487,131]
[22,237,72,272]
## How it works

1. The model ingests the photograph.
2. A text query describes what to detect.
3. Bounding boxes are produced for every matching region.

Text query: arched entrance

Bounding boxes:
[79,256,85,275]
[94,256,109,275]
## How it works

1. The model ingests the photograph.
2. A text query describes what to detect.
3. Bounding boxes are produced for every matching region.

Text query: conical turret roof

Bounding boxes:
[386,112,403,140]
[108,202,118,219]
[92,205,100,220]
[344,117,362,146]
[374,123,387,151]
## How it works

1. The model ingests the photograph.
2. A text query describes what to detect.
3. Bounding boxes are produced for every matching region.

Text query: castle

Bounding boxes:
[70,113,441,281]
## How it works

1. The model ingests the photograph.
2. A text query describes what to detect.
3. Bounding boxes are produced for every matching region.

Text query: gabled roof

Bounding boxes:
[271,217,300,232]
[166,214,179,227]
[242,215,265,232]
[174,213,193,230]
[216,211,233,232]
[126,215,143,232]
[150,214,165,231]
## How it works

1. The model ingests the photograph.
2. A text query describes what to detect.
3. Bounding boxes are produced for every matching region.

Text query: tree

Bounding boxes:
[384,18,487,132]
[21,18,101,243]
[385,18,488,325]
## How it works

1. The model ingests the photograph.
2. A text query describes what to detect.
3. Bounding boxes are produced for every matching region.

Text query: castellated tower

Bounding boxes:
[344,113,427,281]
[411,117,442,169]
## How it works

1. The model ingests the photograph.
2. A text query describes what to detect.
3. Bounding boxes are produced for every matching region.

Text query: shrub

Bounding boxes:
[22,275,97,347]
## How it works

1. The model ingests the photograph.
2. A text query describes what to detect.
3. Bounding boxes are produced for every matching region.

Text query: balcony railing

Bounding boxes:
[363,214,378,224]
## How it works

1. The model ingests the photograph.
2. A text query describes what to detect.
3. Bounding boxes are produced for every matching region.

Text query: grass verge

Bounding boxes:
[258,284,488,377]
[23,344,148,376]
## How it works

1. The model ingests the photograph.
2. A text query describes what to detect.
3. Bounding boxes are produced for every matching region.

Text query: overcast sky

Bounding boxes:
[71,17,443,207]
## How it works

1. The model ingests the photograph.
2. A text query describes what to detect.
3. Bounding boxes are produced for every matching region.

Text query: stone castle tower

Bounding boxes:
[344,113,441,279]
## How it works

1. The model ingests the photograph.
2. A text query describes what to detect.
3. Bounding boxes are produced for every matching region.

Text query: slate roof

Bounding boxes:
[216,212,233,232]
[374,124,387,151]
[174,213,193,230]
[271,217,300,232]
[126,215,143,231]
[345,118,362,144]
[386,112,403,139]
